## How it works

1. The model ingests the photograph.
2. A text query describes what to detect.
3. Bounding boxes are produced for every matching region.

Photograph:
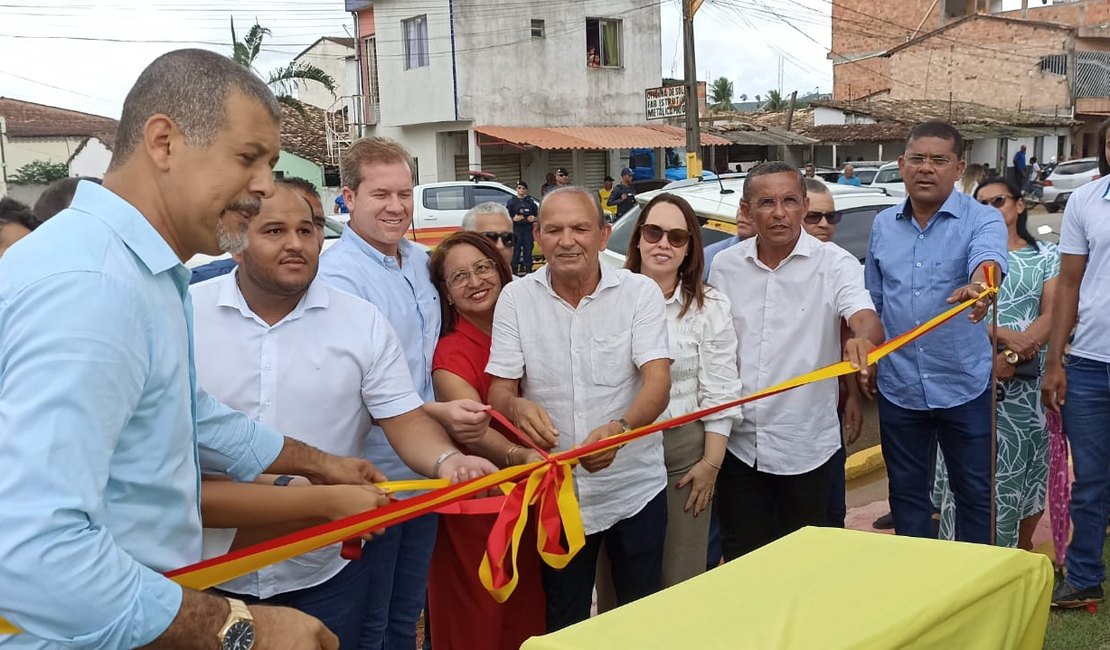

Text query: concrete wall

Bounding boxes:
[373,1,458,126]
[4,136,87,180]
[295,39,355,111]
[885,19,1072,112]
[69,137,111,179]
[453,0,661,126]
[361,121,471,185]
[274,151,325,189]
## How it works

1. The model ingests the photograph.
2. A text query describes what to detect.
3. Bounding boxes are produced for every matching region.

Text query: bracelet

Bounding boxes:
[505,445,523,467]
[701,457,722,471]
[432,449,459,476]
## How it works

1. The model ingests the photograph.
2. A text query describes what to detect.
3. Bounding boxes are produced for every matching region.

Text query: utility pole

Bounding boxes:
[683,0,703,178]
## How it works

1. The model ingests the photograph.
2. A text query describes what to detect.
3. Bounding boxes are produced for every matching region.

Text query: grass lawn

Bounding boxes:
[1044,541,1110,650]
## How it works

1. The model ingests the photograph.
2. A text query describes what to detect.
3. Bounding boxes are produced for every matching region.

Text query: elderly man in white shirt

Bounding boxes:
[487,186,671,632]
[190,184,496,647]
[709,162,884,560]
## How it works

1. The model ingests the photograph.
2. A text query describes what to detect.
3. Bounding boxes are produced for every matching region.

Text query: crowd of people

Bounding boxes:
[1,48,1109,650]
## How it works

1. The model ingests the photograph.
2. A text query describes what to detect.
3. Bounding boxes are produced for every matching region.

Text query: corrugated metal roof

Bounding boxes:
[475,125,731,150]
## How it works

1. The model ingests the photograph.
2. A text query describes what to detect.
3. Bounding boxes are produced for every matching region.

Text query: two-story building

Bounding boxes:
[341,0,726,189]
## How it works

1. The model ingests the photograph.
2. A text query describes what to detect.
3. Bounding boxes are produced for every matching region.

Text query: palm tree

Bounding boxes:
[230,18,336,113]
[709,77,734,112]
[763,89,788,111]
[739,93,748,102]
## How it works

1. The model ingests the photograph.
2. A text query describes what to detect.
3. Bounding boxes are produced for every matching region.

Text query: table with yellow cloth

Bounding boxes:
[522,527,1052,649]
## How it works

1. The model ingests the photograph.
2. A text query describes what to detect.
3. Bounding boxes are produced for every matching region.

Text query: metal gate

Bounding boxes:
[455,153,521,184]
[580,151,609,192]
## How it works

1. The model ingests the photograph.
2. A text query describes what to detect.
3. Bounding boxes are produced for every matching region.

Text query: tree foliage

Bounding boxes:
[9,160,69,185]
[762,89,788,111]
[709,77,734,112]
[230,17,337,114]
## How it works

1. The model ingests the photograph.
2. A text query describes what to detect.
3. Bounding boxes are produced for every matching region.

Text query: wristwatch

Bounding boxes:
[1002,349,1020,364]
[217,598,255,650]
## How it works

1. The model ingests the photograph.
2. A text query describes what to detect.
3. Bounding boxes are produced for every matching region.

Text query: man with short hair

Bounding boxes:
[804,163,816,179]
[598,175,617,220]
[703,202,756,281]
[461,201,514,268]
[865,121,1007,544]
[319,136,492,650]
[543,167,570,198]
[838,164,862,186]
[32,176,102,222]
[488,186,671,632]
[1013,144,1028,187]
[0,196,38,260]
[192,185,495,647]
[507,182,539,275]
[710,162,883,559]
[0,48,375,649]
[607,166,637,220]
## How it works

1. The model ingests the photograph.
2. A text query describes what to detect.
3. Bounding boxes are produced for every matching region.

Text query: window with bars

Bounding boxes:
[585,18,622,68]
[531,19,545,38]
[403,15,429,69]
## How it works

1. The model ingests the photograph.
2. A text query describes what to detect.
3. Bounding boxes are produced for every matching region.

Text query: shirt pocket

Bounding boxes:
[590,332,633,387]
[934,258,969,286]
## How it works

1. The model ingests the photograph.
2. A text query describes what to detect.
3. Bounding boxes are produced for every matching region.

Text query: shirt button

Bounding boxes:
[914,291,920,296]
[923,374,930,379]
[919,234,925,239]
[915,320,921,325]
[919,348,925,353]
[264,400,272,407]
[915,262,923,267]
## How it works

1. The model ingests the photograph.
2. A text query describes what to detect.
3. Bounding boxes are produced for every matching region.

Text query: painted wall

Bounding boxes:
[295,39,355,111]
[373,1,458,126]
[4,135,87,180]
[69,137,112,179]
[274,150,325,189]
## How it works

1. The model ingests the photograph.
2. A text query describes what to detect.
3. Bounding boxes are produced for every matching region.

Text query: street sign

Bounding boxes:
[645,85,687,120]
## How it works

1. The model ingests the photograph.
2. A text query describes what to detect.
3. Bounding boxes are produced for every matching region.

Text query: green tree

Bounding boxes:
[9,160,69,185]
[709,77,734,112]
[763,89,788,111]
[230,17,336,113]
[739,93,748,102]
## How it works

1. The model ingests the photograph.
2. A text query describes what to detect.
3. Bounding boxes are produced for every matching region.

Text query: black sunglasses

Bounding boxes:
[639,223,691,247]
[479,231,513,246]
[803,210,843,225]
[978,195,1012,209]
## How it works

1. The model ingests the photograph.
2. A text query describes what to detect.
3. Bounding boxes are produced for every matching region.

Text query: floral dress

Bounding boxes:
[933,241,1060,547]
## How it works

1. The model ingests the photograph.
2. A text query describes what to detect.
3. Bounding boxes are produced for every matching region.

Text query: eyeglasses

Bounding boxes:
[804,210,843,225]
[749,196,804,213]
[639,223,691,247]
[479,231,514,246]
[904,154,955,168]
[446,258,498,289]
[555,172,567,177]
[978,195,1012,209]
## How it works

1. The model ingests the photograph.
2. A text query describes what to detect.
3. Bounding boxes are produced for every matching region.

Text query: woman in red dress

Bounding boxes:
[428,232,546,649]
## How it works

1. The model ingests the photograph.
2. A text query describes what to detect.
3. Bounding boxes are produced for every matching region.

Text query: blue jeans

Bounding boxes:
[358,514,438,650]
[878,389,993,543]
[511,225,533,273]
[1063,355,1110,590]
[221,550,371,648]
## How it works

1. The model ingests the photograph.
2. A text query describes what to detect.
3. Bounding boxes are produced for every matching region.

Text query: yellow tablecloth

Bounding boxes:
[522,527,1052,649]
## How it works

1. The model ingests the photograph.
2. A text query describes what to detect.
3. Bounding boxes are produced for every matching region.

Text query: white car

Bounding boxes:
[600,178,901,269]
[870,161,906,198]
[409,180,516,247]
[187,216,346,269]
[1039,157,1100,213]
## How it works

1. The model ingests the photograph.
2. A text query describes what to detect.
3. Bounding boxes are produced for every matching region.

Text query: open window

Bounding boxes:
[586,18,622,68]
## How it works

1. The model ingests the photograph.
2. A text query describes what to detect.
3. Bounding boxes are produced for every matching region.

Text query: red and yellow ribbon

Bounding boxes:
[0,282,996,634]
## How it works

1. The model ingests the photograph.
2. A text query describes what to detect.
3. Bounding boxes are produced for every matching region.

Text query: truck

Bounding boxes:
[628,147,718,182]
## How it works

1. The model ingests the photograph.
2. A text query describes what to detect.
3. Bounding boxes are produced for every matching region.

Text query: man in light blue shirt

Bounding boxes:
[837,164,862,187]
[0,49,374,649]
[864,121,1007,544]
[318,137,491,650]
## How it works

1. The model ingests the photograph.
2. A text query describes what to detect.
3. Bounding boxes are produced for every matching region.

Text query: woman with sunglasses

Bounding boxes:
[933,176,1059,549]
[426,231,546,649]
[625,193,742,587]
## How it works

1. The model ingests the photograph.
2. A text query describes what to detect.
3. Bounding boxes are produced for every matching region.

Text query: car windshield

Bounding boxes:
[855,170,878,184]
[874,167,903,183]
[323,218,344,239]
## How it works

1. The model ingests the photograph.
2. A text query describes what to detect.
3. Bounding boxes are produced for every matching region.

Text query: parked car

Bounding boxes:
[409,180,516,247]
[1037,157,1100,213]
[187,216,347,269]
[849,167,881,185]
[870,161,906,198]
[599,178,901,269]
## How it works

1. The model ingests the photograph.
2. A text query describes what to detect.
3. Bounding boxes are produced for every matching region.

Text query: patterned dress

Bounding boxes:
[934,241,1060,547]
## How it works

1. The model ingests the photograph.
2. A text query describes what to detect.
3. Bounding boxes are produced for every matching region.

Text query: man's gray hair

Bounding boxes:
[804,178,830,196]
[461,201,512,231]
[539,186,607,227]
[110,49,281,168]
[742,161,806,201]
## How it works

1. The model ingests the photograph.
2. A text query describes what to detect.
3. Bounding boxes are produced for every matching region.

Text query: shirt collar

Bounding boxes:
[73,181,187,280]
[216,271,330,325]
[895,188,963,221]
[454,314,492,346]
[340,226,416,267]
[741,230,817,265]
[663,285,684,305]
[534,260,621,298]
[1102,176,1110,200]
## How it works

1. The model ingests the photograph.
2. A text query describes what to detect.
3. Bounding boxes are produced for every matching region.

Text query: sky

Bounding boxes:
[0,0,1028,119]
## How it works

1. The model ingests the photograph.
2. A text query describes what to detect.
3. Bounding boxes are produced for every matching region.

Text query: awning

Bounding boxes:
[474,125,731,150]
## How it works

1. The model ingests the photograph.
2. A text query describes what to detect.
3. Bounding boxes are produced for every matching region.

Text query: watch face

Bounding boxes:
[222,620,255,650]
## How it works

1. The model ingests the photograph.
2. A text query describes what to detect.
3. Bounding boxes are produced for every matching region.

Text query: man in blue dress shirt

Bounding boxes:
[864,121,1008,544]
[0,49,378,649]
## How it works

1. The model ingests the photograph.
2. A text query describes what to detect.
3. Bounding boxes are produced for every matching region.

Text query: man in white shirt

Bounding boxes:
[191,184,497,646]
[487,186,672,632]
[709,162,884,560]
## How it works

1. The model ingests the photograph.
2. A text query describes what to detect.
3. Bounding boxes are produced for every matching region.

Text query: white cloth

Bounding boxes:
[709,232,875,475]
[487,265,670,535]
[660,286,743,437]
[190,272,424,598]
[1058,174,1110,362]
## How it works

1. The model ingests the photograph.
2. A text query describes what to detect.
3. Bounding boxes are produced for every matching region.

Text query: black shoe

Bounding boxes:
[872,512,894,530]
[1051,581,1104,608]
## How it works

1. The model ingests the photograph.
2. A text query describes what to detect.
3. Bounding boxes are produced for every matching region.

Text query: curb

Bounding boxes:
[845,444,885,482]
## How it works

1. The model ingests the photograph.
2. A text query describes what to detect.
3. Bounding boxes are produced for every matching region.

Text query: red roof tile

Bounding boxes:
[0,97,117,147]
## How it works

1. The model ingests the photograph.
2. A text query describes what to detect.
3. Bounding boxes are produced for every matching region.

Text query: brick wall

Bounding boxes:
[886,19,1072,111]
[832,0,941,55]
[833,58,894,100]
[1002,1,1110,28]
